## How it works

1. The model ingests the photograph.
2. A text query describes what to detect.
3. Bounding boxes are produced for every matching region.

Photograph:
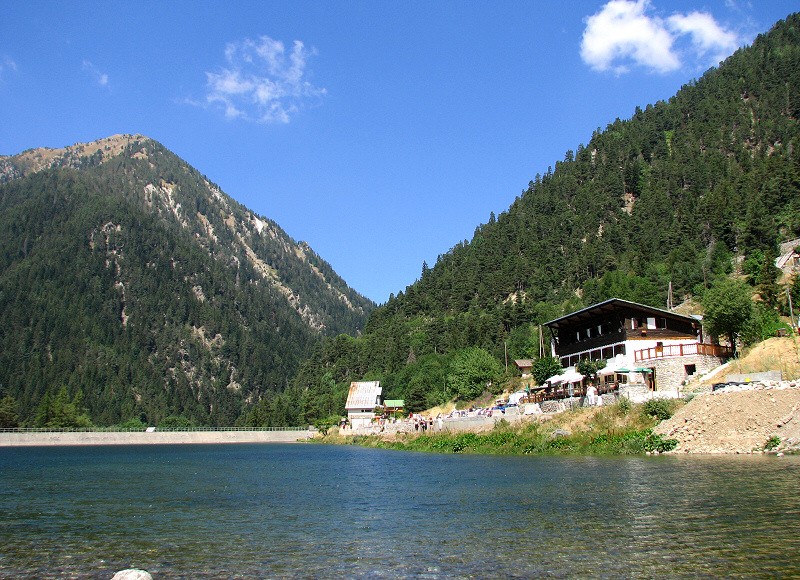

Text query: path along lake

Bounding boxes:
[2,443,800,578]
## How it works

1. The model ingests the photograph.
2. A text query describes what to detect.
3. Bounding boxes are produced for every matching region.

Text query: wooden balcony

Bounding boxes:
[520,382,618,404]
[634,342,733,362]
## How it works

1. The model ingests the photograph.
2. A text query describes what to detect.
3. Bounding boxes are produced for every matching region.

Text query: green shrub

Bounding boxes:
[643,431,678,453]
[313,415,340,435]
[495,418,510,430]
[642,399,674,421]
[765,435,781,450]
[118,417,146,431]
[483,430,517,447]
[158,415,196,430]
[451,432,479,453]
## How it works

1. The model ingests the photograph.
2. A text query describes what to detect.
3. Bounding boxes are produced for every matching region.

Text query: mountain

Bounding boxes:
[0,135,374,427]
[291,13,800,416]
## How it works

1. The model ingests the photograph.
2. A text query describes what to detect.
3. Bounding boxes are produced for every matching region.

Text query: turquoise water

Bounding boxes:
[1,444,799,578]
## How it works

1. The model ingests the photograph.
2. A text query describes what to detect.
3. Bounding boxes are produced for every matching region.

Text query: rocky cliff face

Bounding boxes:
[0,134,372,334]
[0,134,373,426]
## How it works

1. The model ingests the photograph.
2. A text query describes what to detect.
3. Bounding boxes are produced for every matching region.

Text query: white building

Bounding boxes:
[345,381,382,430]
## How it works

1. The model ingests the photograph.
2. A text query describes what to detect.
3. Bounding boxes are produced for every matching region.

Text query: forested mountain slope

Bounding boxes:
[290,13,800,420]
[0,135,373,426]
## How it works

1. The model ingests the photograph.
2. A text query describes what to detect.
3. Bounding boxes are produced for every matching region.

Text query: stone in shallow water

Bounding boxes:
[111,570,153,580]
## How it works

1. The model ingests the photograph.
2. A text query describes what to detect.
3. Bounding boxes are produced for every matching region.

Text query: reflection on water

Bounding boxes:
[1,444,799,578]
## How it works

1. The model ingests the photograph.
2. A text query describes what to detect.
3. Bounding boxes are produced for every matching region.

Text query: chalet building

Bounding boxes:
[544,299,732,394]
[514,359,534,378]
[776,238,800,272]
[383,399,405,418]
[344,381,382,430]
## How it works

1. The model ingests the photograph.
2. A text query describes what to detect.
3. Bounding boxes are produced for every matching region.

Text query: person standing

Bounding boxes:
[586,384,597,406]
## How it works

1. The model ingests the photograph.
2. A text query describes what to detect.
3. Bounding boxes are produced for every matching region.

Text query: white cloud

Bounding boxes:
[82,60,109,87]
[581,0,742,74]
[667,11,739,64]
[202,35,326,124]
[0,55,17,80]
[581,0,678,74]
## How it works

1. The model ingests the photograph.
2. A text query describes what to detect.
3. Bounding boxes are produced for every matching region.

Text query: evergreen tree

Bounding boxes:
[702,279,754,355]
[0,394,19,428]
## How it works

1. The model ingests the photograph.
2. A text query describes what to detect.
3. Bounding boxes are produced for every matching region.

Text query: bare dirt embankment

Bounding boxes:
[654,337,800,454]
[655,386,800,454]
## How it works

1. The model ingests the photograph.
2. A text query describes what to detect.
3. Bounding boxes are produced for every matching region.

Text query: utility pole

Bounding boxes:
[667,281,674,311]
[539,325,545,358]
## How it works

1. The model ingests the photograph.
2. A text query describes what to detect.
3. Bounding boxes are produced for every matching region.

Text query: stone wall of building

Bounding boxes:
[650,355,726,392]
[620,383,650,402]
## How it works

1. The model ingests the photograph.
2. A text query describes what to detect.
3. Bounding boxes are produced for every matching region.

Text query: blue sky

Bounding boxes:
[1,1,796,304]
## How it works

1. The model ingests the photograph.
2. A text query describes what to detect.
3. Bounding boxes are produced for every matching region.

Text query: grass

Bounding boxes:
[317,400,681,456]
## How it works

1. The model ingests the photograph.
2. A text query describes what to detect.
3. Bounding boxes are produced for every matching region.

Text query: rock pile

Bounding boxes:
[654,381,800,454]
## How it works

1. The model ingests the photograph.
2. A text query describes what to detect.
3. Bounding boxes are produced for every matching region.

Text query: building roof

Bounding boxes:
[544,298,697,331]
[345,381,382,410]
[514,359,533,368]
[383,399,404,407]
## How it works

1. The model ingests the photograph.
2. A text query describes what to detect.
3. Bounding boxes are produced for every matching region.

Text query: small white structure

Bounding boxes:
[508,389,529,405]
[776,238,800,272]
[345,381,382,430]
[514,359,534,378]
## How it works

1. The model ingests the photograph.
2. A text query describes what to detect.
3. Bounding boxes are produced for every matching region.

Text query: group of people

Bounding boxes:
[410,413,445,432]
[584,384,604,406]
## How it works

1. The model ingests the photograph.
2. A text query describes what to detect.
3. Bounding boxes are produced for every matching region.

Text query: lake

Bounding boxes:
[1,443,799,578]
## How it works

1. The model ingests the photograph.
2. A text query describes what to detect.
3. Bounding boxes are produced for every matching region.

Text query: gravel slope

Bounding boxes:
[654,383,800,454]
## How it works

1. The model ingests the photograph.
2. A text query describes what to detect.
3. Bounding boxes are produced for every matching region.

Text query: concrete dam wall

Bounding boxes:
[0,429,315,447]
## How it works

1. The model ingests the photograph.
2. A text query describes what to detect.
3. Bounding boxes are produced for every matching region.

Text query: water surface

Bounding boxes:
[1,444,799,578]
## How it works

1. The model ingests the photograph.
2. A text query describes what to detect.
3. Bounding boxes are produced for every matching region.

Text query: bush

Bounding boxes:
[741,303,788,346]
[451,432,479,453]
[764,435,781,450]
[642,399,674,421]
[643,431,678,453]
[314,415,340,435]
[118,417,147,431]
[158,415,196,430]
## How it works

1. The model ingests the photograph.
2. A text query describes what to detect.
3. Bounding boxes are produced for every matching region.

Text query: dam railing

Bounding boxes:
[0,426,313,433]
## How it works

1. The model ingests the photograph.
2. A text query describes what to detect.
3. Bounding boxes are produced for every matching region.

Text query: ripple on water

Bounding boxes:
[1,446,800,578]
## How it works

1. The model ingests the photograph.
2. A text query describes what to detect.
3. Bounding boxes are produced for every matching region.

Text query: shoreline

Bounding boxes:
[0,429,314,447]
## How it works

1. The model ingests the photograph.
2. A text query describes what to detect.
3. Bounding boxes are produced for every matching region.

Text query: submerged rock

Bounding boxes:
[112,570,153,580]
